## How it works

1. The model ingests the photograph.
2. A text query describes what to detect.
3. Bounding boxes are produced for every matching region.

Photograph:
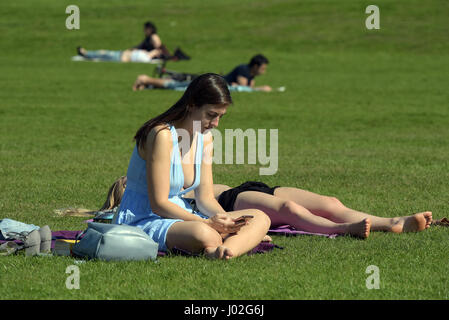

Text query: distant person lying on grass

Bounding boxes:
[112,73,270,260]
[132,74,282,92]
[84,177,432,239]
[132,54,278,92]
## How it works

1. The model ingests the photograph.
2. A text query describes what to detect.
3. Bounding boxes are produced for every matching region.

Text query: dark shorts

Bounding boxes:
[218,181,280,212]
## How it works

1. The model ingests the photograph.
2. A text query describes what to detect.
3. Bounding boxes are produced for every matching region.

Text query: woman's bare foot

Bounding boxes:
[346,218,371,239]
[262,235,272,242]
[204,246,234,260]
[391,212,432,233]
[132,75,150,91]
[132,79,146,91]
[132,80,140,91]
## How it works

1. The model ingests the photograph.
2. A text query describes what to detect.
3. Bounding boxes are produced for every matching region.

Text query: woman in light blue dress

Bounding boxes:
[113,73,270,260]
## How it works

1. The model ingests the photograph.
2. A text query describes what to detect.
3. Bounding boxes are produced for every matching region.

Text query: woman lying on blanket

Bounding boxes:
[183,181,432,238]
[112,73,271,260]
[95,177,432,239]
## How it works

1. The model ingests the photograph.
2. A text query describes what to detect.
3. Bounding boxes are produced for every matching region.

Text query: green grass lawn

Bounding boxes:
[0,0,448,300]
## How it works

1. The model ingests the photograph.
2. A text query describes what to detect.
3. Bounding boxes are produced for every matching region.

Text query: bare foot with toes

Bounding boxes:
[347,218,371,239]
[204,246,234,260]
[391,212,432,233]
[132,76,147,91]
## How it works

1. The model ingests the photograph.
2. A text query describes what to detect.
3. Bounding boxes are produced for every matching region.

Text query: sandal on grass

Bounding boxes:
[431,217,449,227]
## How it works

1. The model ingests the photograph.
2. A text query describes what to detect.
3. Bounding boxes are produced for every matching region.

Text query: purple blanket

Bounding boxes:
[268,225,338,239]
[50,230,283,256]
[83,219,338,239]
[1,230,283,256]
[1,225,338,257]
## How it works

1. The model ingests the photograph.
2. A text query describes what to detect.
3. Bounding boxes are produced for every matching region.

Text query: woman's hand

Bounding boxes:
[205,213,244,234]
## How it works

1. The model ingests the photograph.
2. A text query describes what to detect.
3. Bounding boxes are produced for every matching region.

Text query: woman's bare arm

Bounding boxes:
[194,132,228,216]
[142,125,204,221]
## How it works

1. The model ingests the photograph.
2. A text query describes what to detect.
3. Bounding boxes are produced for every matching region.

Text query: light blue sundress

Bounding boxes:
[112,124,209,251]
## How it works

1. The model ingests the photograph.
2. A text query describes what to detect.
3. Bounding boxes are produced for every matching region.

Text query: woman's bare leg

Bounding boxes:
[273,187,432,233]
[234,192,370,238]
[166,221,223,253]
[120,50,132,62]
[165,209,270,260]
[215,209,271,258]
[132,74,170,91]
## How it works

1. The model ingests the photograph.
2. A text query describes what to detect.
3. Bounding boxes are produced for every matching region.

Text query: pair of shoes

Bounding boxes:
[39,225,52,253]
[162,54,178,61]
[23,225,52,256]
[174,47,191,60]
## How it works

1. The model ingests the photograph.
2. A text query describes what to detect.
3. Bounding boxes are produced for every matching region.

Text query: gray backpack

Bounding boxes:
[72,222,158,261]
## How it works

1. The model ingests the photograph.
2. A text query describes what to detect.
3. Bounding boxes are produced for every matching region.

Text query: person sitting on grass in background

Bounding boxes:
[133,21,166,59]
[133,21,190,61]
[223,54,272,92]
[113,73,271,260]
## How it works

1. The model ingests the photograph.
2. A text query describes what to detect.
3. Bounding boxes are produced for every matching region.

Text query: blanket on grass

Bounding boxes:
[1,224,339,258]
[48,225,338,257]
[71,55,163,64]
[82,217,338,239]
[50,230,283,257]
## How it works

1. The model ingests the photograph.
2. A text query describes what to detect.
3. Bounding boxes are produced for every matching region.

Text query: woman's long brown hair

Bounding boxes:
[54,176,127,217]
[99,176,127,211]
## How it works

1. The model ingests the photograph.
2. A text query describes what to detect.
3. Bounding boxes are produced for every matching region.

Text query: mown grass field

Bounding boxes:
[0,0,448,300]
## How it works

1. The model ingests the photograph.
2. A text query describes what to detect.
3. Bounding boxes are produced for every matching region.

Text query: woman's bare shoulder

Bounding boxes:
[202,130,214,143]
[139,124,173,157]
[148,124,172,145]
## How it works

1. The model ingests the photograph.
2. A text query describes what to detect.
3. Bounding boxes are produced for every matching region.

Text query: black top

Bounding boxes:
[223,64,254,85]
[134,36,155,51]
